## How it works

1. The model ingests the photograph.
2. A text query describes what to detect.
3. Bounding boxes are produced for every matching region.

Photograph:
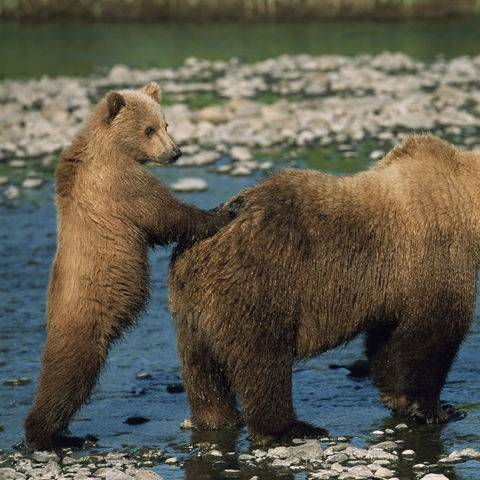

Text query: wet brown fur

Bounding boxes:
[168,135,480,439]
[25,83,234,450]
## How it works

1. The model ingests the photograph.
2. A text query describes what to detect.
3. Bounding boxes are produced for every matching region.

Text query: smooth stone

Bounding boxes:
[170,177,208,192]
[22,177,44,189]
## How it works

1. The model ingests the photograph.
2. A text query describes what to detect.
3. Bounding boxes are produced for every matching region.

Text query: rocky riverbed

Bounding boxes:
[1,424,480,479]
[1,52,480,203]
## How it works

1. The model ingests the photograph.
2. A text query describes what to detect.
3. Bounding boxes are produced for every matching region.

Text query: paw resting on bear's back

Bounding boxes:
[211,195,245,220]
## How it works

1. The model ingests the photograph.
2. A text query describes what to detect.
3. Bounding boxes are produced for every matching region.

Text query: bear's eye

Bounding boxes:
[145,126,155,137]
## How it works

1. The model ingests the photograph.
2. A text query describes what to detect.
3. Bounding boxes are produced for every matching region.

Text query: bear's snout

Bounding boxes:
[171,147,182,161]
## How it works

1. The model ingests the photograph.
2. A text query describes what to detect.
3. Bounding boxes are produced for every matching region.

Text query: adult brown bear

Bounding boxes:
[24,82,237,451]
[168,135,477,440]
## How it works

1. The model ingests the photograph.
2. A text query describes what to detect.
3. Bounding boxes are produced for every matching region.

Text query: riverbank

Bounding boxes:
[1,0,480,21]
[1,52,480,205]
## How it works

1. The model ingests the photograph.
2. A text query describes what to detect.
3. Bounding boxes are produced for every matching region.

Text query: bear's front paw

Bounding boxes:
[211,196,244,220]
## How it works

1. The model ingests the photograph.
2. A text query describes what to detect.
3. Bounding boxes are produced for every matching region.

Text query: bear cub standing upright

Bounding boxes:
[168,135,479,440]
[25,82,237,451]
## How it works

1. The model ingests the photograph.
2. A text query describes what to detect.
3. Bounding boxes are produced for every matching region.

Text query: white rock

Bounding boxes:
[217,164,232,173]
[369,149,384,161]
[108,64,134,84]
[374,466,395,478]
[9,159,26,168]
[4,185,20,200]
[171,177,208,192]
[222,469,241,477]
[22,177,44,189]
[165,457,178,465]
[0,176,8,186]
[267,446,290,459]
[402,449,416,458]
[180,418,193,429]
[347,464,373,478]
[230,146,252,162]
[230,165,252,176]
[135,470,165,480]
[419,474,450,480]
[176,150,220,167]
[459,448,480,459]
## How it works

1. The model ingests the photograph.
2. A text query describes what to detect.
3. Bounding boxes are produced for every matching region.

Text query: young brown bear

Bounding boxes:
[168,135,479,440]
[25,82,236,451]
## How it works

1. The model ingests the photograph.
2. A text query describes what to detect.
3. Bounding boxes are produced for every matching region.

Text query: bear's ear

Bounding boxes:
[106,91,126,122]
[141,82,162,102]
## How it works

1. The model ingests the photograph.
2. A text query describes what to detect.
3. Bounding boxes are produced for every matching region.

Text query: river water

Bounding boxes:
[2,19,480,78]
[0,19,480,480]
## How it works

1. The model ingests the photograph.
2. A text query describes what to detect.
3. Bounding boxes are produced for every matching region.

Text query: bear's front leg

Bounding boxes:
[230,347,328,440]
[25,322,108,450]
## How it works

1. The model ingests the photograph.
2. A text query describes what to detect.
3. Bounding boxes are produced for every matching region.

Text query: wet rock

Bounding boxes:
[108,65,135,85]
[196,105,229,125]
[3,377,31,386]
[22,177,44,189]
[135,471,165,480]
[166,383,184,393]
[176,150,220,167]
[230,165,252,176]
[222,469,241,478]
[373,466,395,478]
[170,177,208,192]
[125,416,150,425]
[9,159,26,168]
[230,145,252,162]
[419,475,450,480]
[31,451,60,463]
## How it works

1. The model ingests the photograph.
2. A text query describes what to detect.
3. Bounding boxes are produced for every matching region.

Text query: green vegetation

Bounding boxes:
[1,0,480,20]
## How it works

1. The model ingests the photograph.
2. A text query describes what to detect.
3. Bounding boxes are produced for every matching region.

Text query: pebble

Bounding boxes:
[170,177,208,192]
[9,159,27,168]
[21,177,44,189]
[3,185,20,200]
[230,145,252,162]
[176,150,220,166]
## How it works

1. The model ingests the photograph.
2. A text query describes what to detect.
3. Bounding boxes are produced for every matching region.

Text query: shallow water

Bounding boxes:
[2,18,480,79]
[1,149,479,479]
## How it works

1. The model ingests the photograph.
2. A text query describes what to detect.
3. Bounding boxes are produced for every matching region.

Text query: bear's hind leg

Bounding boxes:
[367,320,465,423]
[25,322,109,450]
[177,322,242,430]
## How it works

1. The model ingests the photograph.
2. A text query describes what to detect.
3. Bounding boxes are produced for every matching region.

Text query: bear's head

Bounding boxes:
[104,82,181,165]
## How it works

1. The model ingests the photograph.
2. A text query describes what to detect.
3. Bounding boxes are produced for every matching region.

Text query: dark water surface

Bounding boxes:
[1,151,479,479]
[2,18,480,79]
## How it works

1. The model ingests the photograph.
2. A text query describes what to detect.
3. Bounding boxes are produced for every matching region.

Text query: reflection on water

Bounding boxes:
[2,19,480,79]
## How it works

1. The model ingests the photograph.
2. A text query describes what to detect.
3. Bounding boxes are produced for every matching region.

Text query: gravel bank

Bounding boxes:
[1,424,479,479]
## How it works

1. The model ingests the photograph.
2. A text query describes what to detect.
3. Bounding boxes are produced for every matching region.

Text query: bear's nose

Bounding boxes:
[172,147,182,160]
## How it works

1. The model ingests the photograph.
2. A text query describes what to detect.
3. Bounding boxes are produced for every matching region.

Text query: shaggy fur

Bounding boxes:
[168,135,480,439]
[25,83,235,450]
